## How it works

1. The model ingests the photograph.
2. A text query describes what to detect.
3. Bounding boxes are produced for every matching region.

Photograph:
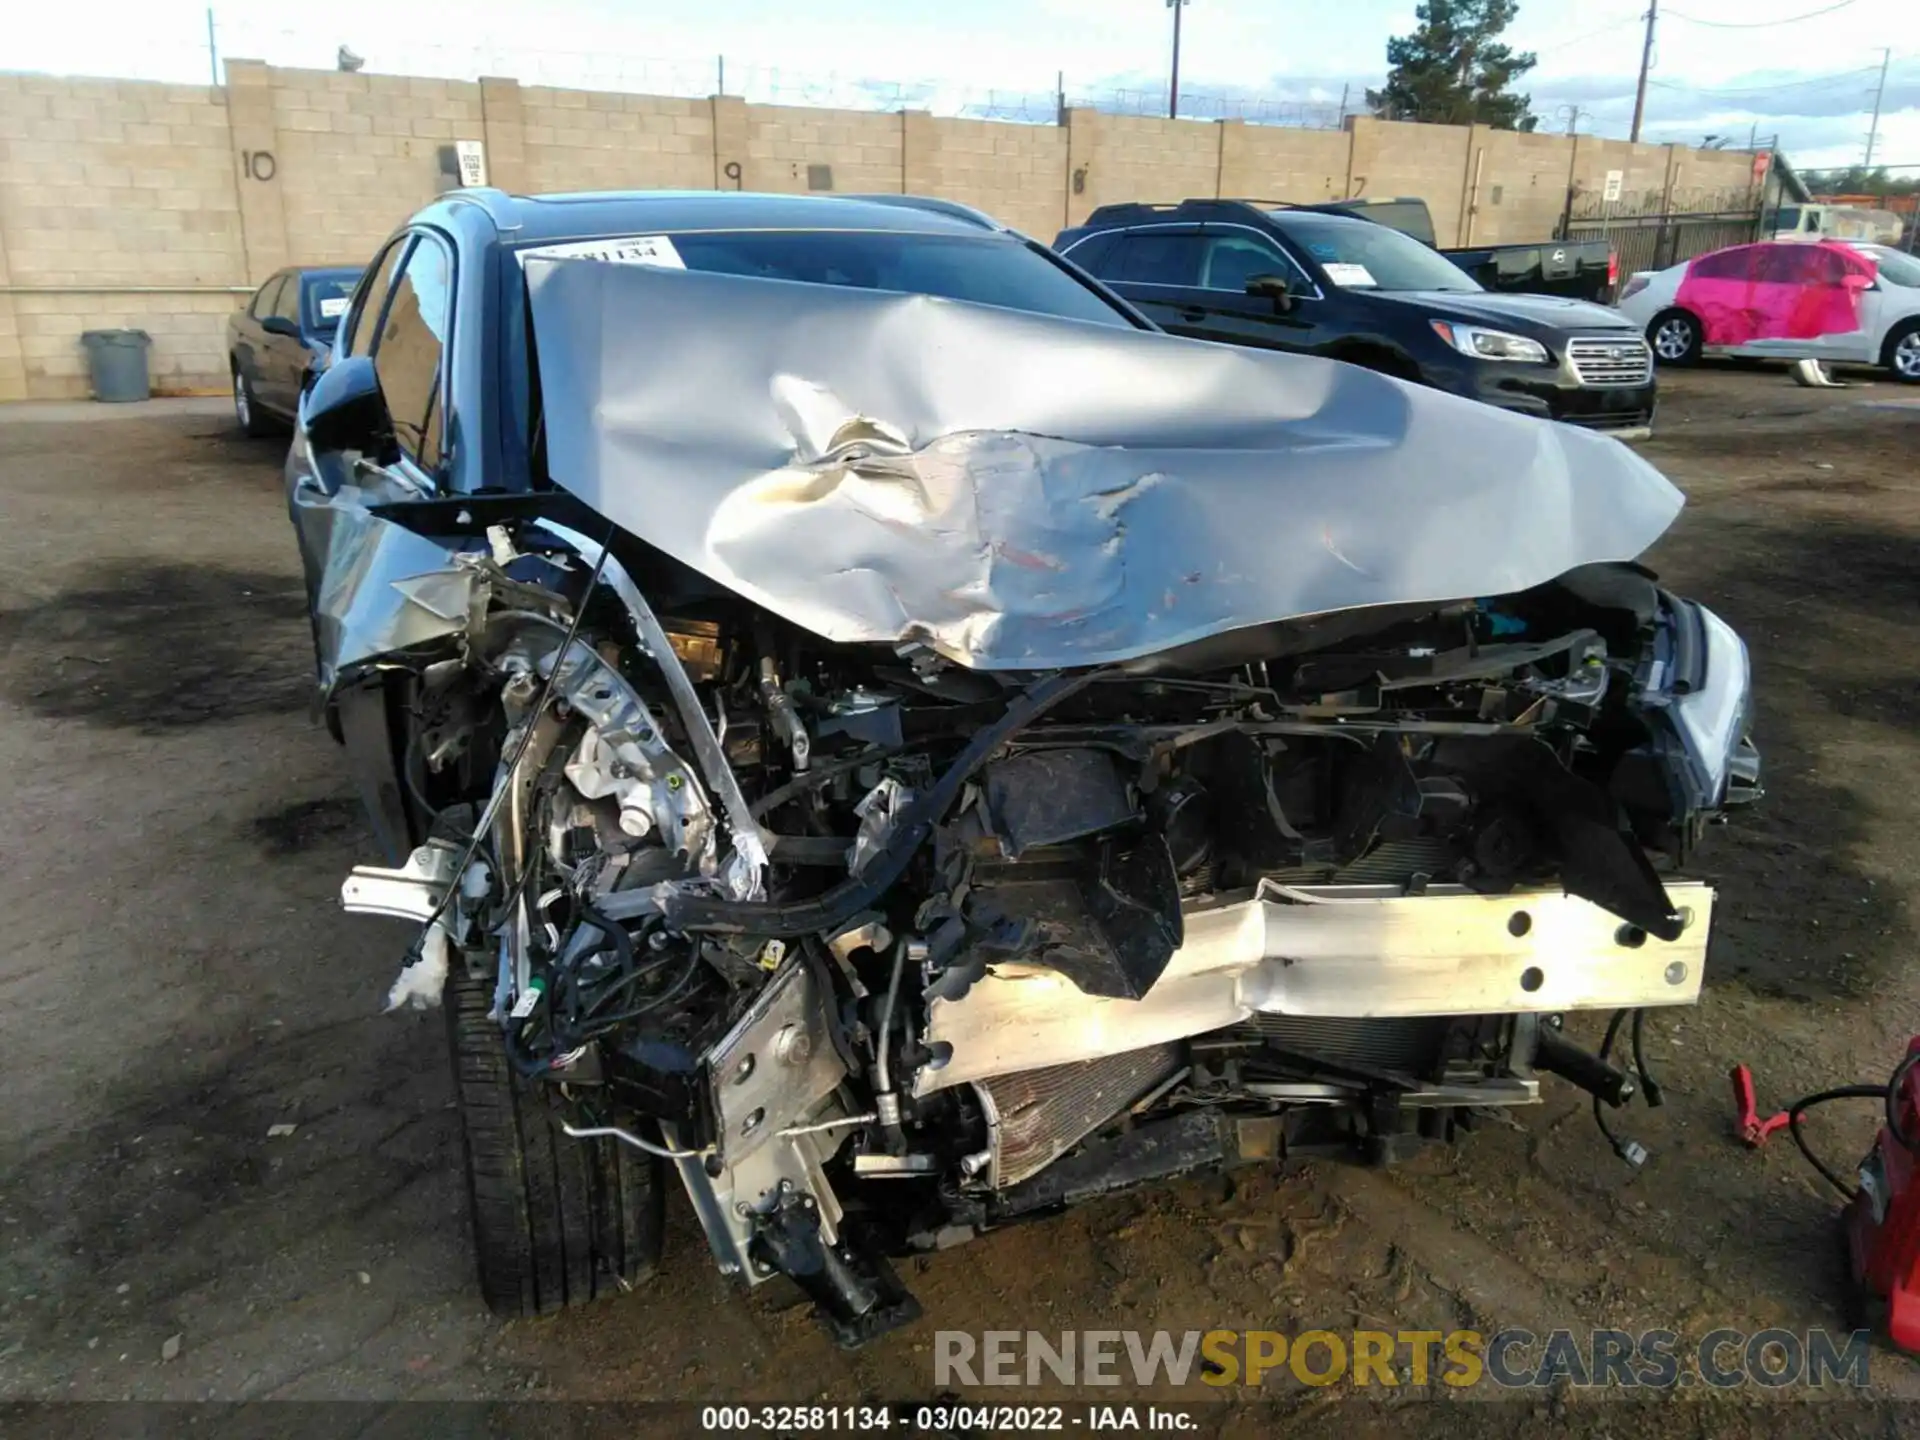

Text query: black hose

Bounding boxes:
[663,668,1099,936]
[1631,1009,1664,1108]
[1591,1009,1635,1160]
[569,946,707,1034]
[747,748,900,820]
[503,1019,559,1078]
[1786,1086,1884,1200]
[1776,1049,1920,1200]
[1888,1049,1920,1154]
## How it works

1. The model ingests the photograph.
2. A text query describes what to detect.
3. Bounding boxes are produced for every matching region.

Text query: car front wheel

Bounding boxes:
[1884,321,1920,385]
[1647,310,1702,366]
[445,958,664,1316]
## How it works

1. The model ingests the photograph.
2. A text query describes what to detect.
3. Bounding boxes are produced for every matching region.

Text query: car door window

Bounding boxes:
[249,275,288,320]
[346,239,410,358]
[270,275,304,326]
[1200,233,1310,293]
[1110,232,1204,286]
[370,234,452,473]
[1755,246,1819,285]
[1690,246,1761,281]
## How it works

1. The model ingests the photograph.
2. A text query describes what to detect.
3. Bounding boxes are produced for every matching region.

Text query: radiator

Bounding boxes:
[977,1042,1184,1189]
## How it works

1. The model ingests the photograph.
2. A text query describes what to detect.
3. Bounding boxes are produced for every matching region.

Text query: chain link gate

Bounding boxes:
[1561,184,1764,281]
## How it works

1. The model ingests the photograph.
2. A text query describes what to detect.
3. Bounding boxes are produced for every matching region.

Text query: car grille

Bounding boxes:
[1568,336,1654,387]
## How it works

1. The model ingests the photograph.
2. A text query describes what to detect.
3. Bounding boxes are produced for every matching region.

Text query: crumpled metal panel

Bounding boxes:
[284,435,478,689]
[524,257,1686,672]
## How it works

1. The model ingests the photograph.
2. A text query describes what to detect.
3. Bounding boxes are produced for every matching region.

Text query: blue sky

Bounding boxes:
[13,0,1918,171]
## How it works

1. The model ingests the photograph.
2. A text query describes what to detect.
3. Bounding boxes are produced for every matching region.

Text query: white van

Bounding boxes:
[1770,204,1903,245]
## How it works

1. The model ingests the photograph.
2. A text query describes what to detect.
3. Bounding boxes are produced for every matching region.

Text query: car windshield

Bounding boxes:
[632,230,1136,327]
[305,274,360,333]
[1273,212,1483,293]
[1862,246,1920,288]
[504,227,1135,488]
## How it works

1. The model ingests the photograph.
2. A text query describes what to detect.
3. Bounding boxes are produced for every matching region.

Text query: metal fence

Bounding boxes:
[1563,186,1763,276]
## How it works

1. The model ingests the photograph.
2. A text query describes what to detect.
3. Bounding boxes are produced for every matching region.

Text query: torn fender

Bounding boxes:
[524,257,1685,672]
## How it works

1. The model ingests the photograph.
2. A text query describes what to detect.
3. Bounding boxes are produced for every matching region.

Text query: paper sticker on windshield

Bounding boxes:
[1322,262,1377,288]
[317,296,350,319]
[519,235,687,269]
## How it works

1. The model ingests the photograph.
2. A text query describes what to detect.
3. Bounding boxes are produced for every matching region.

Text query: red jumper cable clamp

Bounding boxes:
[1730,1063,1791,1147]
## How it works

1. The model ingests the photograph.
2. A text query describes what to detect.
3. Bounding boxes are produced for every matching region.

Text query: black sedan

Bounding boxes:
[227,266,361,435]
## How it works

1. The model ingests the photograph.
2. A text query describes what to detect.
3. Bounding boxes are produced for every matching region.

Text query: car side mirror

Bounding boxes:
[1245,273,1295,312]
[303,354,396,461]
[261,315,300,338]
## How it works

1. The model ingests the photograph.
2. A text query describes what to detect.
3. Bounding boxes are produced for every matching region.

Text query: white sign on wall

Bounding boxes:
[1602,169,1624,203]
[453,140,488,187]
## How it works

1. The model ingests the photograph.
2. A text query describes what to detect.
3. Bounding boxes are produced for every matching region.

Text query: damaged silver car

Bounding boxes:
[291,191,1760,1346]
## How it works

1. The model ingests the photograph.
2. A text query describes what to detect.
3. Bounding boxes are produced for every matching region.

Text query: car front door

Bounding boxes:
[261,272,307,414]
[235,274,285,403]
[1809,246,1880,362]
[1180,227,1328,353]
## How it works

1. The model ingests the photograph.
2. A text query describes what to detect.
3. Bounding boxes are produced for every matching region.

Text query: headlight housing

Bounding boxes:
[1428,319,1551,364]
[1640,598,1757,816]
[1669,603,1753,809]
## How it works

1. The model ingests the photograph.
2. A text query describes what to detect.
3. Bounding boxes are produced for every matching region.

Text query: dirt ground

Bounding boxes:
[1,372,1918,1432]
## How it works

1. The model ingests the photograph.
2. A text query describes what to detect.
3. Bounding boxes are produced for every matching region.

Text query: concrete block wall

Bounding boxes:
[522,87,714,193]
[1347,118,1475,245]
[1467,127,1581,246]
[267,66,484,267]
[1219,122,1350,204]
[743,104,903,195]
[0,72,245,398]
[1064,110,1222,226]
[0,59,1768,401]
[909,114,1066,239]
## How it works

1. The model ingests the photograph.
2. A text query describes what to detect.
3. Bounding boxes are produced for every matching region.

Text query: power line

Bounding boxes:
[1647,64,1884,96]
[1664,0,1859,27]
[1536,17,1645,55]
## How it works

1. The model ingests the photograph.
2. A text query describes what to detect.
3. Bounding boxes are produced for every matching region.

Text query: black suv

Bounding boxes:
[1056,200,1656,435]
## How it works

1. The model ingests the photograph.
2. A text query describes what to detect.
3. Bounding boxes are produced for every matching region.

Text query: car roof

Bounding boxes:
[412,188,1008,245]
[294,266,364,281]
[1074,198,1389,233]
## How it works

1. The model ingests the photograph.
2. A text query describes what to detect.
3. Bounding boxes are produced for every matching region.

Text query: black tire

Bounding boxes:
[1646,309,1702,367]
[1881,319,1920,385]
[444,961,664,1316]
[231,363,275,437]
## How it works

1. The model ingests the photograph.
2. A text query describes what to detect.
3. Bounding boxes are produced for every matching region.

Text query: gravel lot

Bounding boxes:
[2,373,1918,1431]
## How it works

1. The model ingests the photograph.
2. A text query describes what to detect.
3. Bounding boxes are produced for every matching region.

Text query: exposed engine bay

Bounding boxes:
[296,243,1760,1347]
[335,511,1757,1347]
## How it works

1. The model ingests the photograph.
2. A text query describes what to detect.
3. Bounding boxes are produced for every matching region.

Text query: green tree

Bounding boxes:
[1367,0,1539,131]
[1804,165,1920,198]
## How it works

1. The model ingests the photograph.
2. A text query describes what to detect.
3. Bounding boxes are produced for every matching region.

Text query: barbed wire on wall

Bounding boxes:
[192,18,1356,131]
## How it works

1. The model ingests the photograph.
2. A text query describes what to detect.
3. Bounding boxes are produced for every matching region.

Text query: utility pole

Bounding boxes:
[1629,0,1658,143]
[1865,47,1891,168]
[1167,0,1189,120]
[205,7,219,87]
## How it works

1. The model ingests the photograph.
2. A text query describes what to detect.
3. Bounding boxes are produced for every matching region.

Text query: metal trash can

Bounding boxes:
[80,328,152,403]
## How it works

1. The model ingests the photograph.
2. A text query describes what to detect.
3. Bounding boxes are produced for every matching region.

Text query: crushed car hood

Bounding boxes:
[524,258,1684,671]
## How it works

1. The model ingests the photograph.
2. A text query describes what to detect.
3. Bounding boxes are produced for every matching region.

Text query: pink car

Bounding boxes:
[1616,239,1920,383]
